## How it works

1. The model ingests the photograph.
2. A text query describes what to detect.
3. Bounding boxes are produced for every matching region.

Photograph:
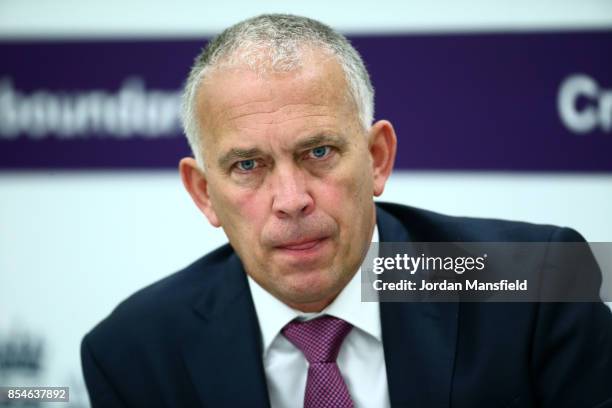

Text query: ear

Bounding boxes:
[179,157,221,227]
[368,119,397,197]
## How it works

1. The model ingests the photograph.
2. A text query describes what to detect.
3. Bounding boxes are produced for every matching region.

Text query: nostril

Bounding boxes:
[272,193,314,218]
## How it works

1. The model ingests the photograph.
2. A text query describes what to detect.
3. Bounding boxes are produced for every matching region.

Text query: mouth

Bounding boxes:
[276,237,327,252]
[273,237,331,262]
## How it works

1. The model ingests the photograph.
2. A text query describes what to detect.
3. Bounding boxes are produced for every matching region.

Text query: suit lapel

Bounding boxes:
[377,205,459,408]
[181,253,271,408]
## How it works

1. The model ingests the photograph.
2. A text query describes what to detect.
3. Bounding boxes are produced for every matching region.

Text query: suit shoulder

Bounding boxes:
[377,202,585,242]
[84,243,234,345]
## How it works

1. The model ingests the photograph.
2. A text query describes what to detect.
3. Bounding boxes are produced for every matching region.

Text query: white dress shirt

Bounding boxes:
[247,227,390,408]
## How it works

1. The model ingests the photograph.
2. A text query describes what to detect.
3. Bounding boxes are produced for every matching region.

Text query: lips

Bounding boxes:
[274,235,329,252]
[277,238,325,251]
[270,233,333,264]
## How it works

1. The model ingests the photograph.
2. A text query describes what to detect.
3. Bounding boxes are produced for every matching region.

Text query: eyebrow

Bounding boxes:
[218,147,263,169]
[216,133,348,169]
[293,134,348,152]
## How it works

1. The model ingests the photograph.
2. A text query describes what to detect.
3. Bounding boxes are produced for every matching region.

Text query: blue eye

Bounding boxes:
[310,146,330,159]
[236,159,257,171]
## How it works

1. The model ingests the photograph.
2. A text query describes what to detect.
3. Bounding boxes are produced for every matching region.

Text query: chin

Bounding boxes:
[280,272,342,305]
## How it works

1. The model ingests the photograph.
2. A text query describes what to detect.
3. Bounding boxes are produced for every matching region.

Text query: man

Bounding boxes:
[81,14,612,407]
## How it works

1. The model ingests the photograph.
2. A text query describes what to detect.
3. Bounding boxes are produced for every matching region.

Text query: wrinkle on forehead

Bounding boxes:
[227,105,333,124]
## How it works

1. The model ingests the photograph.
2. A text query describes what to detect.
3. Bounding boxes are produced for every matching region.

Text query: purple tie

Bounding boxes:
[282,315,354,408]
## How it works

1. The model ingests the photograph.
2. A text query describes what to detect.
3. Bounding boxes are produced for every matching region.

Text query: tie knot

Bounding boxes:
[282,316,353,363]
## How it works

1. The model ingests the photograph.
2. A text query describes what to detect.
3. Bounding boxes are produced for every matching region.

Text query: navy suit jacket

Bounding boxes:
[82,203,612,407]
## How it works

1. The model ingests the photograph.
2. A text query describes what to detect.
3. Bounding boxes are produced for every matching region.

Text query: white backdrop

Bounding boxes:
[1,1,611,406]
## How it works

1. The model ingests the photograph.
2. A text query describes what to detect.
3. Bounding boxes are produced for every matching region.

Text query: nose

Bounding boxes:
[271,165,314,219]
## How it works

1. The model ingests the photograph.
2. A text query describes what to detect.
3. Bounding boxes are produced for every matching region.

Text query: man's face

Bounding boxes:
[184,50,394,311]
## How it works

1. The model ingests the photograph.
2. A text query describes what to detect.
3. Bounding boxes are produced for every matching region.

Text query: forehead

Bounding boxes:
[195,51,357,147]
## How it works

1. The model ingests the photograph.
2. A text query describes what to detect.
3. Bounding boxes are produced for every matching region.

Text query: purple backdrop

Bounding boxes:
[1,30,611,171]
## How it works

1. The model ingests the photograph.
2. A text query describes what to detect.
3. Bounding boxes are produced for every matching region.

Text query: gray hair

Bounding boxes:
[181,14,375,167]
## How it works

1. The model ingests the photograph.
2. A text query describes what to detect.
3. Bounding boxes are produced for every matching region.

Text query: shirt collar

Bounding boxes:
[247,226,381,356]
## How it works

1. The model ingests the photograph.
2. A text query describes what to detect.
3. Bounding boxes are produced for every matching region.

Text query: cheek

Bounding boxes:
[210,184,270,243]
[314,164,373,220]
